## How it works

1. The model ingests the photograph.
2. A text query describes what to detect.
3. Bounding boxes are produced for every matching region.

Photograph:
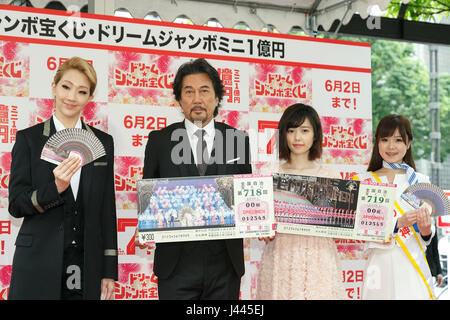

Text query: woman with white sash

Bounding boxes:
[354,114,435,300]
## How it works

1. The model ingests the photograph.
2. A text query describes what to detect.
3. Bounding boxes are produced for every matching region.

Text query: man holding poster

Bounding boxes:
[137,58,252,299]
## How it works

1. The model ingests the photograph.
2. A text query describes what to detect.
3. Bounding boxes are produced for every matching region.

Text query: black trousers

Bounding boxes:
[61,246,84,300]
[157,241,241,300]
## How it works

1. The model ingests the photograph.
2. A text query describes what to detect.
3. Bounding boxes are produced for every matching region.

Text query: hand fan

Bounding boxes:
[40,128,106,166]
[400,192,433,215]
[402,183,450,216]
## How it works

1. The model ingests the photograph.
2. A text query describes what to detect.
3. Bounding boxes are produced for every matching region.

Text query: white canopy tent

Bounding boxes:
[4,0,411,34]
[100,0,398,34]
[8,0,450,46]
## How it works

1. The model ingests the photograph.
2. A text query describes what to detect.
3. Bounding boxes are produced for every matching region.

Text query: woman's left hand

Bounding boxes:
[416,207,432,236]
[380,233,393,245]
[101,278,115,300]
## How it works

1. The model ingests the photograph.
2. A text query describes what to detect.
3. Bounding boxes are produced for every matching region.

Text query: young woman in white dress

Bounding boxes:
[354,114,435,300]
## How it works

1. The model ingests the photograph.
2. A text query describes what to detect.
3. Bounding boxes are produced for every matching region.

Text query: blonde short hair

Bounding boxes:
[53,56,97,95]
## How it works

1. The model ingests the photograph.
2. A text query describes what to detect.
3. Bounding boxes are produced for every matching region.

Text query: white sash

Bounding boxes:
[354,172,436,300]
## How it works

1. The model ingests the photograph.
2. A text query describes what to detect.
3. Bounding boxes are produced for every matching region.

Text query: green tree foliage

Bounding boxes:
[334,36,449,162]
[385,0,450,22]
[438,73,450,161]
[371,40,450,162]
[370,39,432,160]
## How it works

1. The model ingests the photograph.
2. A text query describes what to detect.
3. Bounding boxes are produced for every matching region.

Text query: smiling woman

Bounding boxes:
[52,69,93,128]
[7,56,118,300]
[277,103,323,162]
[368,114,416,173]
[51,57,97,128]
[354,114,436,300]
[286,120,315,157]
[256,103,345,300]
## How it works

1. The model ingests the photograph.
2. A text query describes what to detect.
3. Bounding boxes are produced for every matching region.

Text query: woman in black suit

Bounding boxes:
[8,57,118,300]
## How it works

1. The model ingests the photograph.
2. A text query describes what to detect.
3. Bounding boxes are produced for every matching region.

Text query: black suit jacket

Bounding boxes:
[143,120,252,279]
[8,118,118,299]
[426,227,443,277]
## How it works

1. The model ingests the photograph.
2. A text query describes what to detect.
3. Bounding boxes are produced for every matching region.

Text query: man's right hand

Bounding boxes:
[135,228,155,250]
[258,235,275,244]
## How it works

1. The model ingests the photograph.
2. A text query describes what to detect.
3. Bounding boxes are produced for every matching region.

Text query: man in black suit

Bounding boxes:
[139,58,251,299]
[426,221,444,287]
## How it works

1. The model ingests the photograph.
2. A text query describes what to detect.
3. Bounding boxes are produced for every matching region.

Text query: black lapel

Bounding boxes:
[41,117,58,172]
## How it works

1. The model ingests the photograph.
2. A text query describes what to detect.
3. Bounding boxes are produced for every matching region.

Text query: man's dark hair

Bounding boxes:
[172,58,224,117]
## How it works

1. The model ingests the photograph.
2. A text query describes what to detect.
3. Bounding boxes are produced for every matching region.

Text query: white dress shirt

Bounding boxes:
[184,119,215,165]
[52,115,82,200]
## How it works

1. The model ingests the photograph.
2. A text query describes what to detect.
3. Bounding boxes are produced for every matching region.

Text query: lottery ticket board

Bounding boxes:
[137,174,275,243]
[273,173,396,242]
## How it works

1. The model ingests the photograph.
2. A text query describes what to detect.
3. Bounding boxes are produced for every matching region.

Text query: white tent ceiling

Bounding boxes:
[12,0,411,33]
[114,0,396,33]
